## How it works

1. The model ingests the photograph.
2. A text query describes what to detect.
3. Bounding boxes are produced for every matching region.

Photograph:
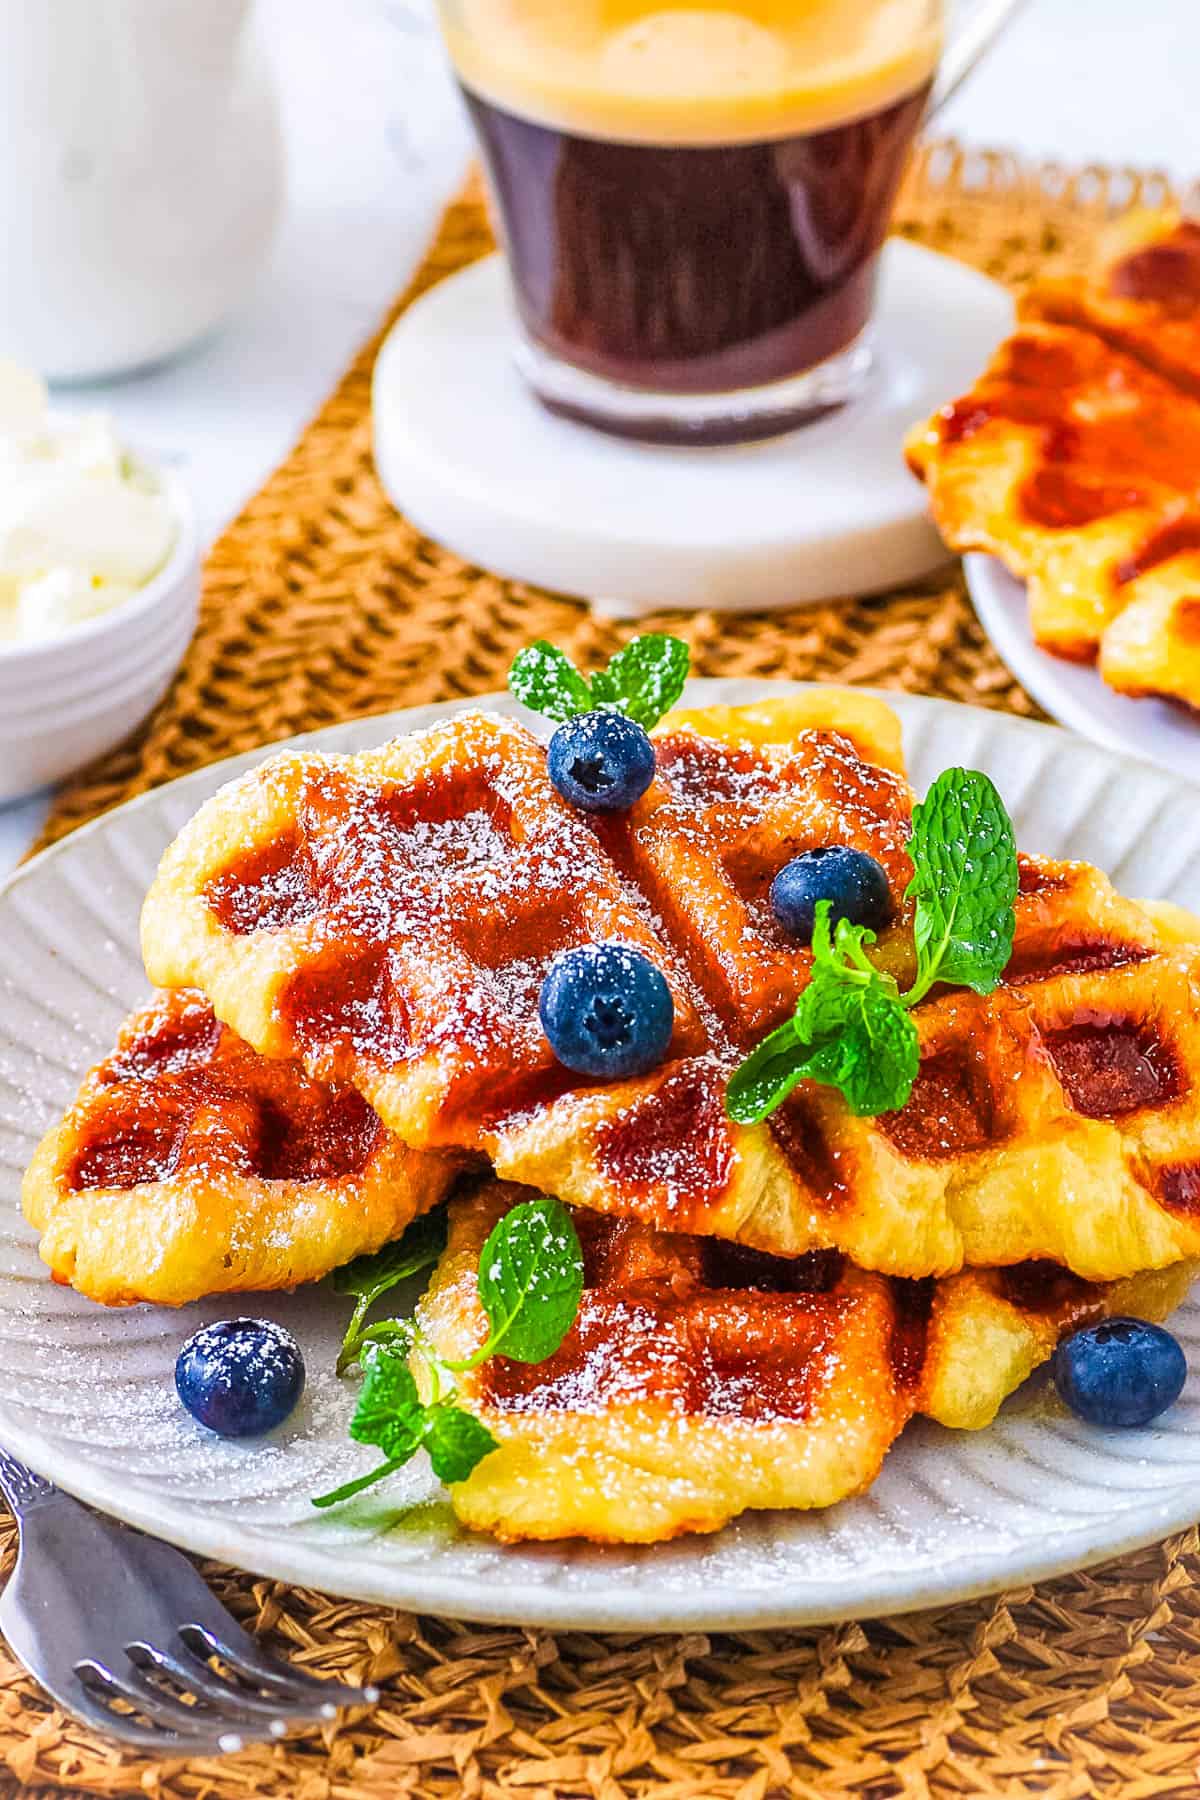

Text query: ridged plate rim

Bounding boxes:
[965,552,1200,781]
[2,679,1200,1632]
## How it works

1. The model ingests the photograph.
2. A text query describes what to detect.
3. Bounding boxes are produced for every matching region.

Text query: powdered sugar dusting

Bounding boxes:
[3,687,1200,1627]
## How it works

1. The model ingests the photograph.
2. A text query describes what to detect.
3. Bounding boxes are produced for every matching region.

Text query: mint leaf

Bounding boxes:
[313,1344,430,1505]
[470,1196,584,1366]
[332,1207,448,1373]
[508,641,593,723]
[590,634,690,729]
[348,1345,425,1460]
[725,1016,804,1123]
[423,1404,498,1484]
[726,905,918,1122]
[905,768,1017,1003]
[332,1210,447,1300]
[795,972,919,1117]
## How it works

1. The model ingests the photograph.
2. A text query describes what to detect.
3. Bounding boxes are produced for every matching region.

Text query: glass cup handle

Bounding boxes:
[927,0,1033,118]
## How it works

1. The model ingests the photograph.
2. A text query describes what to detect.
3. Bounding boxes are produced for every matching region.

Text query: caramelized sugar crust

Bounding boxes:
[142,701,1200,1283]
[66,987,383,1192]
[420,1186,1200,1541]
[906,210,1200,710]
[626,722,913,1041]
[143,715,703,1147]
[419,1184,914,1543]
[480,1212,859,1423]
[21,990,461,1307]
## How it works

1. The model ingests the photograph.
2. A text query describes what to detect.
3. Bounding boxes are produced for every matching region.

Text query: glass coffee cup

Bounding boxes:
[435,0,1021,444]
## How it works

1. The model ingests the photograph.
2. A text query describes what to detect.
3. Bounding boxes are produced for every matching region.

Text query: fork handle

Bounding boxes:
[0,1448,57,1516]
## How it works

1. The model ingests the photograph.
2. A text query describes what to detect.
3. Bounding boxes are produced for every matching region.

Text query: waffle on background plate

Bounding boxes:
[907,211,1200,712]
[23,693,1200,1540]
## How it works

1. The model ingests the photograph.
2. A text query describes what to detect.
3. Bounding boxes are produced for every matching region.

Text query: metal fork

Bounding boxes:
[0,1449,378,1756]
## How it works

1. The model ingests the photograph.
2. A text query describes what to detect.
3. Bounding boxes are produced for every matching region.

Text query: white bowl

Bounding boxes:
[0,599,194,719]
[0,469,199,802]
[0,605,196,728]
[0,655,186,801]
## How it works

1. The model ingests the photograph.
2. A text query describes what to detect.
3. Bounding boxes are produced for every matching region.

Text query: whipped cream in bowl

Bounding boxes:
[0,361,199,800]
[0,361,178,649]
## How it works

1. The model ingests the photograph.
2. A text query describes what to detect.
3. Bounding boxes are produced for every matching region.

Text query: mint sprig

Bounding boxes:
[330,1207,448,1375]
[726,767,1018,1123]
[313,1197,583,1509]
[509,634,689,730]
[727,907,919,1122]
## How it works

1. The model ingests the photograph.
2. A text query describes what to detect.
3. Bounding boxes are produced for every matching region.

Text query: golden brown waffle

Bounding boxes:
[1022,211,1200,399]
[907,215,1200,710]
[142,694,1200,1282]
[22,989,462,1306]
[418,1183,915,1543]
[924,1257,1200,1430]
[140,711,704,1144]
[418,1185,1199,1541]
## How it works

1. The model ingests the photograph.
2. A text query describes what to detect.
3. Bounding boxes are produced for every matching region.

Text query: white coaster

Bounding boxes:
[966,554,1200,782]
[373,241,1012,618]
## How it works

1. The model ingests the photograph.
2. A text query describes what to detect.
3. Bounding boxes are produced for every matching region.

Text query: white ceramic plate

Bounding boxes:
[3,680,1200,1633]
[966,553,1200,782]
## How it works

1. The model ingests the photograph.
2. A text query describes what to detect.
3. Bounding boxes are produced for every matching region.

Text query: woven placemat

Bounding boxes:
[10,142,1200,1798]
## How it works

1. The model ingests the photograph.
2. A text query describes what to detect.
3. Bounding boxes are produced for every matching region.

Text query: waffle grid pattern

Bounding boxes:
[20,989,461,1308]
[143,698,1200,1283]
[12,144,1200,1798]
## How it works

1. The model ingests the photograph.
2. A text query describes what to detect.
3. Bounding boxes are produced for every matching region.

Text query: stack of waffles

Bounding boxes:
[908,210,1200,711]
[24,691,1200,1541]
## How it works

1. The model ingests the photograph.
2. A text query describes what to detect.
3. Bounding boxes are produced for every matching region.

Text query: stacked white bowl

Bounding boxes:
[0,470,199,803]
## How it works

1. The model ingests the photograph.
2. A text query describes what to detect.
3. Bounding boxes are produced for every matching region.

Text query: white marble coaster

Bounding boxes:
[372,240,1011,618]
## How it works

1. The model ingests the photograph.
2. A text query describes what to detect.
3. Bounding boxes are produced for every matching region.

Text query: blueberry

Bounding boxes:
[539,942,673,1079]
[547,711,656,812]
[175,1318,305,1438]
[770,846,892,943]
[1053,1317,1186,1428]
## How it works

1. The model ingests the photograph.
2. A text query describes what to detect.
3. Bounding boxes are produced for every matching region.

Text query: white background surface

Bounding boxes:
[2,0,1197,872]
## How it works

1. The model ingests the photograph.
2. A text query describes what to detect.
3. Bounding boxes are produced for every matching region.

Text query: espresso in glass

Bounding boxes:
[438,0,942,443]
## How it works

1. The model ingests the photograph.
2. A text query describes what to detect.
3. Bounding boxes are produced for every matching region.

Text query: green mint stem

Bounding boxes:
[442,1328,504,1376]
[311,1457,406,1509]
[337,1296,375,1375]
[902,966,937,1009]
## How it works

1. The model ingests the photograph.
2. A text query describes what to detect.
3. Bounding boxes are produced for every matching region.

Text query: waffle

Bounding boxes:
[490,708,1200,1282]
[1022,211,1200,399]
[22,989,462,1307]
[906,218,1200,711]
[924,1256,1199,1430]
[142,697,1200,1281]
[417,1185,1199,1542]
[140,712,705,1147]
[417,1183,914,1543]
